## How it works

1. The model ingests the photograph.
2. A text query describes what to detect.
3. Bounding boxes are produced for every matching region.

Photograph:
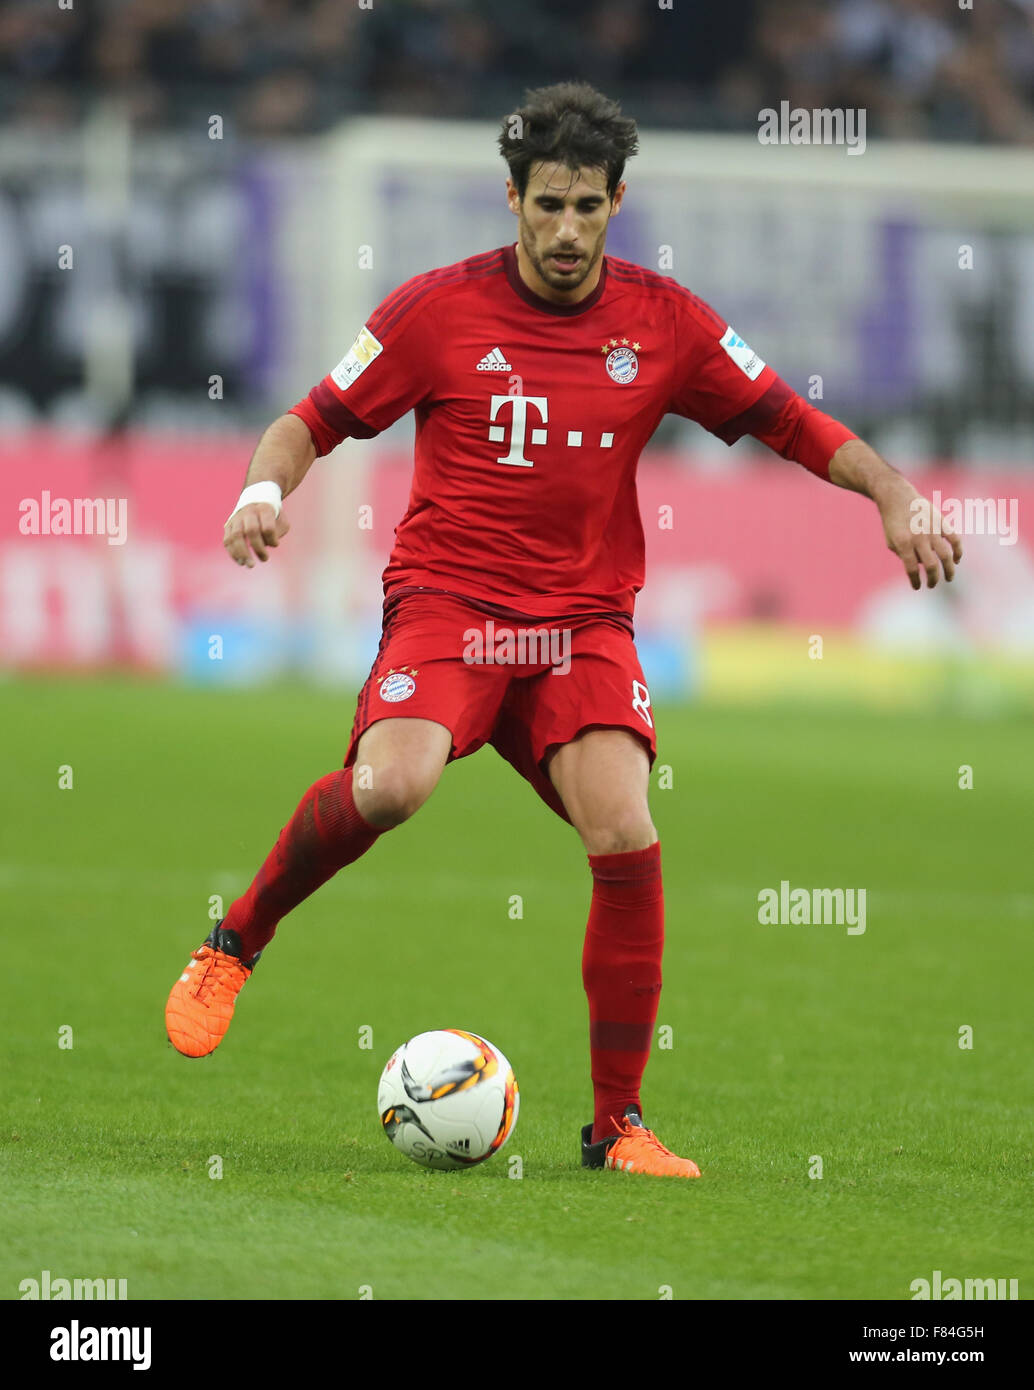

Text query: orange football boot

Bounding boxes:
[165,925,258,1057]
[581,1106,701,1178]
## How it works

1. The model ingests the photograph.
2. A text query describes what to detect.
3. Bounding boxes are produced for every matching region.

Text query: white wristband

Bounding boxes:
[228,481,282,523]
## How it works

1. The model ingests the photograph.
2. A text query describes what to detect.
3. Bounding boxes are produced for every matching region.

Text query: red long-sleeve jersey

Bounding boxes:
[290,244,855,620]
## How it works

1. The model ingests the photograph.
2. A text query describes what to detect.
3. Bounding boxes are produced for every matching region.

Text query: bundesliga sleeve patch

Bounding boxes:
[331,325,384,391]
[719,325,765,381]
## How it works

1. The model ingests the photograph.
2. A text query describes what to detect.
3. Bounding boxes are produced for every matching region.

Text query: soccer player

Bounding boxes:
[166,82,961,1178]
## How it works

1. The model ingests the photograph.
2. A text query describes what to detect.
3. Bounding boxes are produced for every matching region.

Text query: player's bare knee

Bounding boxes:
[354,765,435,829]
[577,810,657,857]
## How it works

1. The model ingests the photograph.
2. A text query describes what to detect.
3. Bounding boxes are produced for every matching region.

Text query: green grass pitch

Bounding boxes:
[2,677,1031,1301]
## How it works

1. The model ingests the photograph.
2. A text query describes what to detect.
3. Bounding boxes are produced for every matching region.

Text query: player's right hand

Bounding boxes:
[224,503,290,568]
[879,484,962,591]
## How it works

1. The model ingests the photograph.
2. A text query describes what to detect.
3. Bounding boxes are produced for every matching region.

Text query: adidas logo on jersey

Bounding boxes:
[476,347,512,372]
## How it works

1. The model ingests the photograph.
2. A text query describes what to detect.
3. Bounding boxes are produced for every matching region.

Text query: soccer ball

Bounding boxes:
[377,1029,519,1171]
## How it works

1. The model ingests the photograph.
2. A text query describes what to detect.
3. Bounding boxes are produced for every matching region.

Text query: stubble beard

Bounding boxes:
[519,217,604,297]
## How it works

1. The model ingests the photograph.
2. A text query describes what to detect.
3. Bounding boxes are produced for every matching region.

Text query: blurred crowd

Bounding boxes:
[2,0,1034,143]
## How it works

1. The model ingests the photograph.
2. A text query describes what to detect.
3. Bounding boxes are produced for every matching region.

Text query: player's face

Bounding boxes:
[507,162,624,304]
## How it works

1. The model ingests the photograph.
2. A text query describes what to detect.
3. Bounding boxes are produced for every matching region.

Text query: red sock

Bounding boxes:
[583,842,664,1143]
[223,766,384,960]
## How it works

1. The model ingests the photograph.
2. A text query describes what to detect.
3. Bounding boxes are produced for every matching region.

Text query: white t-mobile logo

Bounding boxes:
[632,679,653,728]
[488,395,548,467]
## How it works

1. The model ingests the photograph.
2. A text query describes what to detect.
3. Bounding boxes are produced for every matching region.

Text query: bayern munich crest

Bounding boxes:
[379,670,416,703]
[604,344,639,384]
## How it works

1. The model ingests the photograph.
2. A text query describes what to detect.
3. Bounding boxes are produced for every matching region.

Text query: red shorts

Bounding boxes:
[343,593,657,823]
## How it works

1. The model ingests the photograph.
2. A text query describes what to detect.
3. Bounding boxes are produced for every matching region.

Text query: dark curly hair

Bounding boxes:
[498,81,639,202]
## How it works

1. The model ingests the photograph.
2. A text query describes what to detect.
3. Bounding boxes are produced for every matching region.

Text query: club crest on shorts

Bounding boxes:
[378,668,416,703]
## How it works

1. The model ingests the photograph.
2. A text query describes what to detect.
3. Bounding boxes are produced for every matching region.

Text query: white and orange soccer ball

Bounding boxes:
[377,1029,519,1171]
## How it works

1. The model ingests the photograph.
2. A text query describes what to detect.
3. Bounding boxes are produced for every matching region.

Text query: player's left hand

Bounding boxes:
[876,477,963,591]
